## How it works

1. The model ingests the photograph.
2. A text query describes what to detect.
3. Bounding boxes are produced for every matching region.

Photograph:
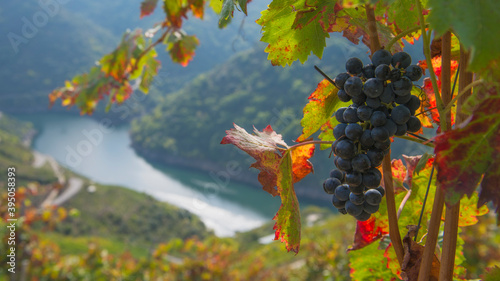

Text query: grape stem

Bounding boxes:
[443,79,483,114]
[288,140,333,151]
[385,24,428,51]
[394,135,434,148]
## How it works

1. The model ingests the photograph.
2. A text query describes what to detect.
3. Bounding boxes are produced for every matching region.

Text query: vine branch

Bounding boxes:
[288,140,333,151]
[443,79,483,114]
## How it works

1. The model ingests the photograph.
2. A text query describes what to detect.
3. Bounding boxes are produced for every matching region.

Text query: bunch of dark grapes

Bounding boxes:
[322,50,422,221]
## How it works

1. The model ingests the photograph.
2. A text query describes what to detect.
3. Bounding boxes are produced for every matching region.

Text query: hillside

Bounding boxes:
[129,38,430,201]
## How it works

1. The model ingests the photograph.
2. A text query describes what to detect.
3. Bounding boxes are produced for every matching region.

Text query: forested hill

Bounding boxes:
[130,37,370,200]
[0,0,265,114]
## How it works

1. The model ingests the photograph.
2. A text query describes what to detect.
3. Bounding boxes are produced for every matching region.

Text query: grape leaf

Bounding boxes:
[256,0,330,66]
[426,0,500,73]
[348,217,388,251]
[221,124,314,253]
[165,34,199,67]
[221,124,314,196]
[434,89,500,213]
[273,151,301,253]
[296,79,346,143]
[349,242,399,280]
[140,0,158,18]
[391,158,407,185]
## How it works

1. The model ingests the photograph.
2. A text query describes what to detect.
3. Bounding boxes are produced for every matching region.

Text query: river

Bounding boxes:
[16,113,284,237]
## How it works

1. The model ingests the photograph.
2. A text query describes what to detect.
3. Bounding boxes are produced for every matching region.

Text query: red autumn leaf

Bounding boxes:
[221,124,314,196]
[434,88,500,214]
[391,159,407,185]
[348,217,389,251]
[140,0,158,18]
[167,34,199,67]
[222,124,314,253]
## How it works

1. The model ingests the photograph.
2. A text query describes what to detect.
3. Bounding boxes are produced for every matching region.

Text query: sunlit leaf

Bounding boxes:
[166,34,199,67]
[427,0,500,73]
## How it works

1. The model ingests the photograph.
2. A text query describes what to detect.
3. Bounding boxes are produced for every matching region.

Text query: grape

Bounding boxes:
[371,127,389,142]
[370,111,387,127]
[363,201,380,214]
[391,105,411,125]
[368,167,382,179]
[344,76,364,97]
[355,211,371,221]
[405,65,423,81]
[405,95,421,115]
[391,76,413,96]
[391,52,411,69]
[375,64,391,80]
[366,97,382,109]
[349,184,365,195]
[346,171,363,186]
[337,157,352,171]
[350,192,365,205]
[367,149,384,167]
[345,123,363,141]
[389,68,402,82]
[335,72,351,89]
[352,154,371,171]
[357,105,373,121]
[323,177,341,194]
[376,186,385,197]
[332,195,346,209]
[335,184,351,201]
[371,49,392,67]
[406,116,422,132]
[351,93,367,105]
[335,140,357,159]
[338,208,347,215]
[363,172,381,189]
[374,139,391,151]
[346,57,364,75]
[360,130,375,149]
[345,201,363,216]
[376,106,390,117]
[337,89,351,102]
[330,169,345,181]
[333,123,347,139]
[362,64,376,79]
[395,93,412,104]
[383,119,397,137]
[380,85,395,104]
[395,123,408,136]
[363,78,384,98]
[343,107,360,123]
[365,189,383,205]
[335,107,347,123]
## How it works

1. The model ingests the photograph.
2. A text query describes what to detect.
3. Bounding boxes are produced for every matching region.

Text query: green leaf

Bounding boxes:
[426,0,500,73]
[165,34,200,67]
[273,150,301,254]
[237,0,248,15]
[220,0,235,21]
[349,242,398,280]
[434,88,500,213]
[209,0,223,13]
[414,152,432,175]
[296,79,346,143]
[256,0,330,66]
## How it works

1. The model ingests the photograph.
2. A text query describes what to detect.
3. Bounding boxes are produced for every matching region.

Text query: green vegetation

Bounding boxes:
[55,184,211,247]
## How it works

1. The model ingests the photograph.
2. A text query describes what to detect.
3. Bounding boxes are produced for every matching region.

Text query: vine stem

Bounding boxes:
[394,135,434,148]
[439,47,473,281]
[443,79,483,114]
[386,24,428,51]
[415,0,447,132]
[417,30,452,281]
[365,3,404,266]
[288,140,333,151]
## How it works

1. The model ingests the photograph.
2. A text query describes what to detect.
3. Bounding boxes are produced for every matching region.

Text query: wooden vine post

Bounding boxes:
[365,4,405,266]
